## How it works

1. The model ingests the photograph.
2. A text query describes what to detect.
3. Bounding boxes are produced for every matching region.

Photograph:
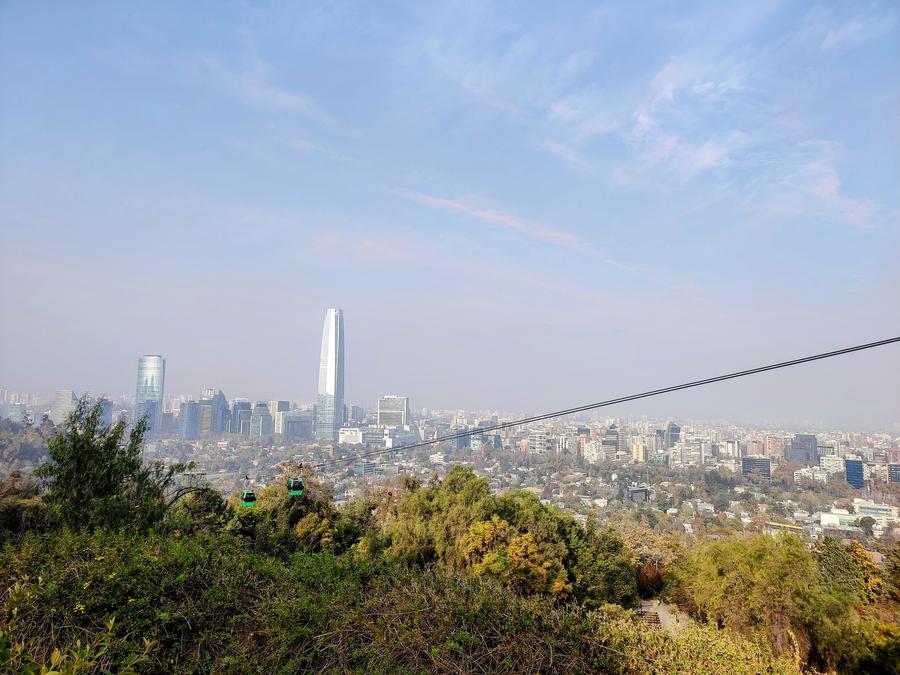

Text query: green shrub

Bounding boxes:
[1,530,791,673]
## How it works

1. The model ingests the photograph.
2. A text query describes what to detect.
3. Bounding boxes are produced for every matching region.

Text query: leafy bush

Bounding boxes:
[666,533,898,672]
[1,530,791,673]
[33,400,189,533]
[372,465,640,607]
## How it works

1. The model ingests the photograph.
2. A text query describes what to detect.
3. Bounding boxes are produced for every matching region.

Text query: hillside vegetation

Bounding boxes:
[1,402,897,673]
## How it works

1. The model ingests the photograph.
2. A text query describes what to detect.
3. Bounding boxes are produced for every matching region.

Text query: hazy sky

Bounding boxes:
[1,1,898,430]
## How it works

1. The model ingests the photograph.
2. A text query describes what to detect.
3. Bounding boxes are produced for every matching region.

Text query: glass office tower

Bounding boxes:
[315,308,345,442]
[135,355,165,432]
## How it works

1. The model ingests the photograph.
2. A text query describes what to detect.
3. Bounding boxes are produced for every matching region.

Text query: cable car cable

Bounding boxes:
[312,335,900,470]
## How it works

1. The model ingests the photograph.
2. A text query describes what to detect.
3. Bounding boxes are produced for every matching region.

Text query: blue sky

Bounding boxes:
[1,1,898,428]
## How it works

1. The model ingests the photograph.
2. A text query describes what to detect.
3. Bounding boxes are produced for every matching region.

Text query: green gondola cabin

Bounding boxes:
[241,490,257,508]
[288,478,305,497]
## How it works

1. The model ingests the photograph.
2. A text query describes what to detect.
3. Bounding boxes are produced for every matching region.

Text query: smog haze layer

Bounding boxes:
[1,1,898,429]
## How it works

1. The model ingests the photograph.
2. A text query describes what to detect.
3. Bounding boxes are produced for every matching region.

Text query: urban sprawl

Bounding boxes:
[3,308,898,546]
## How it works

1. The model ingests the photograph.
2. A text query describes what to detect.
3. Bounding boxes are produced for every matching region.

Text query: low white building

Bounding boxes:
[795,466,829,483]
[853,498,899,526]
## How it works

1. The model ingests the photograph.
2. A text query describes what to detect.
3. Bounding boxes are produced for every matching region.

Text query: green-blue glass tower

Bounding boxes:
[135,355,165,433]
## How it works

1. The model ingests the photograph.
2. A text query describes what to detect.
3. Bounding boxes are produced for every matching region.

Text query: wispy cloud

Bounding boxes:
[728,140,880,230]
[195,36,338,128]
[801,155,875,229]
[534,139,592,172]
[288,138,365,166]
[393,189,607,257]
[820,13,897,52]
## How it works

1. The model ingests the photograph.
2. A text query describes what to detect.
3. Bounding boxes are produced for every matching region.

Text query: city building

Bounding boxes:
[602,425,622,459]
[196,389,230,435]
[764,435,785,458]
[794,466,828,483]
[180,400,200,440]
[631,437,647,463]
[820,455,845,475]
[584,440,603,463]
[888,464,900,484]
[315,308,345,442]
[786,433,818,465]
[231,400,252,436]
[339,427,364,445]
[820,508,856,528]
[671,441,704,467]
[741,456,771,479]
[852,498,899,526]
[528,429,549,454]
[268,400,289,420]
[363,427,388,447]
[49,389,77,426]
[281,409,314,443]
[626,484,652,502]
[845,459,865,489]
[4,402,27,424]
[377,395,410,427]
[135,355,165,432]
[250,402,274,437]
[665,422,681,449]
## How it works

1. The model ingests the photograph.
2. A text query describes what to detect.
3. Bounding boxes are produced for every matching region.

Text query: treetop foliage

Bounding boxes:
[33,399,189,532]
[1,403,898,672]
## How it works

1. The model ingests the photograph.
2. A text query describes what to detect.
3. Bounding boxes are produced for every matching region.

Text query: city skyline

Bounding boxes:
[1,2,898,428]
[5,333,900,435]
[3,322,900,433]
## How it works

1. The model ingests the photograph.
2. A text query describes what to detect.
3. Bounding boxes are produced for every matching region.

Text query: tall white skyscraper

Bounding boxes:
[135,355,165,432]
[315,308,345,442]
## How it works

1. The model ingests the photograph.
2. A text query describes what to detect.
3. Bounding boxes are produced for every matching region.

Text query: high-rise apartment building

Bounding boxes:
[764,435,785,458]
[602,425,622,458]
[180,400,200,440]
[665,422,681,449]
[631,437,647,463]
[845,459,865,489]
[528,428,548,454]
[377,395,409,427]
[135,355,165,432]
[49,389,77,426]
[315,308,345,442]
[250,401,274,437]
[787,434,818,465]
[888,464,900,484]
[231,399,252,435]
[282,409,314,443]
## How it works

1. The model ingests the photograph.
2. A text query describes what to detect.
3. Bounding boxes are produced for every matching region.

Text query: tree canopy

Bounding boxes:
[33,399,188,532]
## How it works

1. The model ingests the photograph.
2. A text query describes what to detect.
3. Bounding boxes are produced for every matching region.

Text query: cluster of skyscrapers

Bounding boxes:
[126,308,352,443]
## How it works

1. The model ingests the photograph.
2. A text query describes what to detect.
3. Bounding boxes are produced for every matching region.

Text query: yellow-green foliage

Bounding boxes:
[371,465,638,607]
[1,530,792,674]
[667,533,899,672]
